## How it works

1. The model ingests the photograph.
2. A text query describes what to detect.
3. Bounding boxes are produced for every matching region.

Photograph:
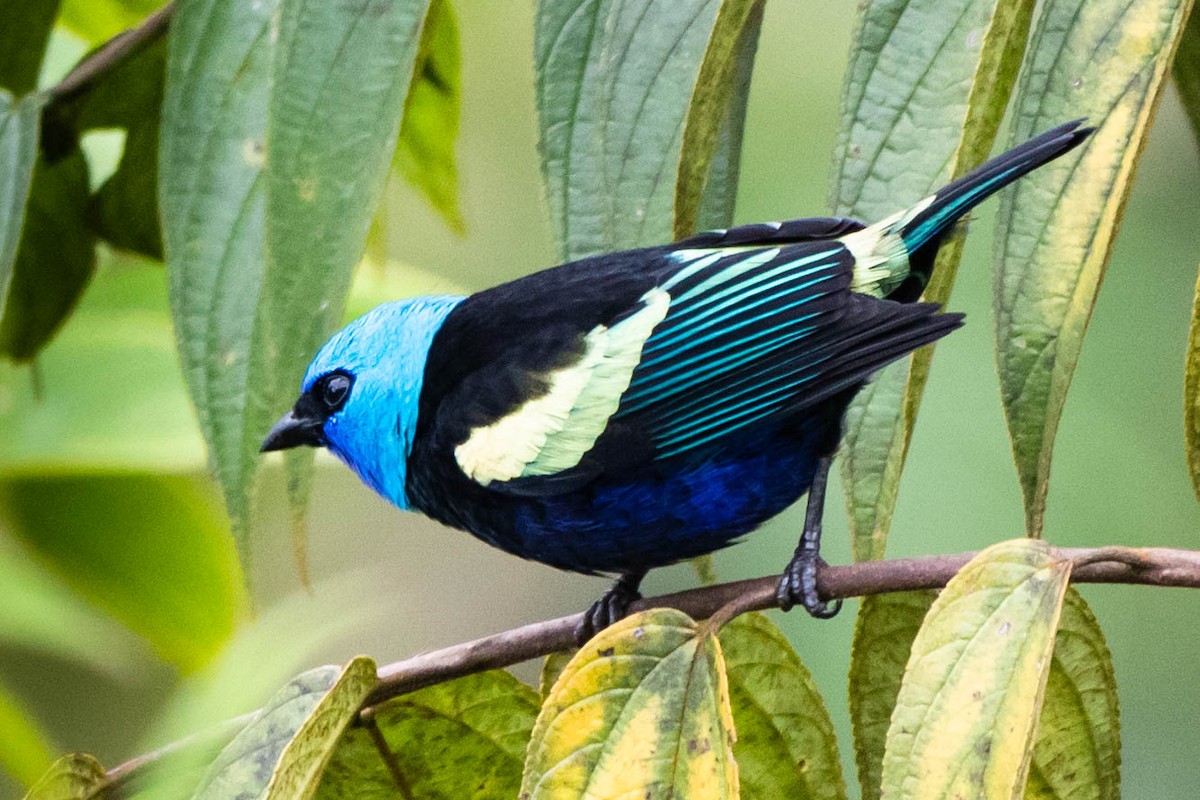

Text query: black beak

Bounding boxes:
[260,409,326,452]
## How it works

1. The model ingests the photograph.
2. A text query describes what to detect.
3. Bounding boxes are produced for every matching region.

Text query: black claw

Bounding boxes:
[574,571,645,645]
[776,551,842,619]
[776,453,841,619]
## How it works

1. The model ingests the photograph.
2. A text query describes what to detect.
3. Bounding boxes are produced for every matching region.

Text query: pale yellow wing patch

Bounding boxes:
[454,289,670,486]
[840,194,933,297]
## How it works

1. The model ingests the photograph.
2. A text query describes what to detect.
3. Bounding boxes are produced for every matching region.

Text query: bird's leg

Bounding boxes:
[576,568,648,645]
[776,454,842,618]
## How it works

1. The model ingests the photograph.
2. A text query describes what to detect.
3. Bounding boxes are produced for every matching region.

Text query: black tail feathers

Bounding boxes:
[891,119,1093,301]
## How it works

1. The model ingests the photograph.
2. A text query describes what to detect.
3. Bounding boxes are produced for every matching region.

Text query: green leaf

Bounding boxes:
[672,0,764,239]
[535,0,762,260]
[0,0,60,95]
[191,665,343,800]
[160,0,279,561]
[45,10,168,261]
[1188,271,1200,502]
[64,36,167,260]
[720,612,846,800]
[831,0,1036,562]
[394,0,464,234]
[692,2,763,234]
[262,0,434,561]
[0,92,43,329]
[0,678,54,787]
[1025,588,1120,800]
[522,608,737,800]
[0,530,143,675]
[21,753,104,800]
[993,0,1192,536]
[880,539,1071,798]
[1176,10,1200,146]
[847,591,934,800]
[264,657,377,800]
[0,473,247,671]
[315,670,538,800]
[59,0,162,43]
[539,650,575,701]
[0,148,97,361]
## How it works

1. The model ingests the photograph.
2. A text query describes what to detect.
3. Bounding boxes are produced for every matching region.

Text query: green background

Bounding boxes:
[3,1,1199,796]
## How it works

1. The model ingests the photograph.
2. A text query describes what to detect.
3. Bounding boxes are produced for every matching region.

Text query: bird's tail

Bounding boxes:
[842,119,1093,301]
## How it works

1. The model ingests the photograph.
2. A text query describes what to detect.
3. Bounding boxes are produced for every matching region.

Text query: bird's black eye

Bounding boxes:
[320,373,353,411]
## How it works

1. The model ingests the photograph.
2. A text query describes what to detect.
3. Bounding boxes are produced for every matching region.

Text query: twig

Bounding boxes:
[94,544,1200,797]
[47,3,174,103]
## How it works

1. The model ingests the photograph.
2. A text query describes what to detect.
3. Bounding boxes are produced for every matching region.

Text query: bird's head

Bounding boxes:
[260,295,464,509]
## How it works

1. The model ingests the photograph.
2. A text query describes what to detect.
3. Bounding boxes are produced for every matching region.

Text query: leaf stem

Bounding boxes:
[47,3,175,104]
[92,543,1200,798]
[359,710,415,800]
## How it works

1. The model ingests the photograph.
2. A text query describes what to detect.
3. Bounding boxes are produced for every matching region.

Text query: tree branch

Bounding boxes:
[95,544,1200,797]
[47,3,174,103]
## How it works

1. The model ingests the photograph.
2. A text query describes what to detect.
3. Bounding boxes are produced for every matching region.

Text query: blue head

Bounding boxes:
[260,295,464,509]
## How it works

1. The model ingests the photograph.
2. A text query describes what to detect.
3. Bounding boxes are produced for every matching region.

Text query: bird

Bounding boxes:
[261,120,1092,641]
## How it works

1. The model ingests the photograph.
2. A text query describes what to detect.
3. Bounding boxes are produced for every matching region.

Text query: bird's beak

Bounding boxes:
[260,409,326,452]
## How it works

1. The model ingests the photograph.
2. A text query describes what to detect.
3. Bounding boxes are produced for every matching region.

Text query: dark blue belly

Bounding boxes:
[506,422,827,573]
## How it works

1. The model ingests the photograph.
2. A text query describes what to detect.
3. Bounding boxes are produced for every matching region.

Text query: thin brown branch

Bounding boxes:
[95,544,1200,797]
[47,3,174,103]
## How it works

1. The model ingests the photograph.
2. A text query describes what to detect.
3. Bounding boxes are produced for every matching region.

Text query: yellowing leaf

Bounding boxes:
[22,753,104,800]
[994,0,1193,536]
[880,539,1071,798]
[849,588,1120,800]
[847,591,935,800]
[264,657,377,800]
[720,612,846,800]
[315,670,539,800]
[832,0,1036,562]
[522,608,738,800]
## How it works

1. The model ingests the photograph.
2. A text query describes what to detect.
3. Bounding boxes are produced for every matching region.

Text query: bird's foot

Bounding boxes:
[575,575,643,646]
[776,550,841,619]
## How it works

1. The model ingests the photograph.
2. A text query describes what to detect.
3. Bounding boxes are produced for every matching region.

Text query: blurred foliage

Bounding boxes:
[0,0,1199,798]
[0,474,246,671]
[394,0,465,235]
[0,684,53,787]
[0,149,95,361]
